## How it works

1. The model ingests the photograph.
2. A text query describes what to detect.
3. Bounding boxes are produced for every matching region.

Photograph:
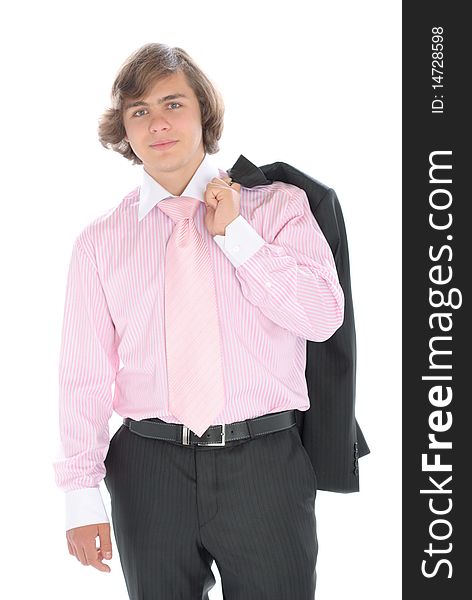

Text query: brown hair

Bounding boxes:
[98,43,225,165]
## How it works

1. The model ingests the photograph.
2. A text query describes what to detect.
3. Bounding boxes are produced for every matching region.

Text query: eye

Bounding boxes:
[132,102,181,118]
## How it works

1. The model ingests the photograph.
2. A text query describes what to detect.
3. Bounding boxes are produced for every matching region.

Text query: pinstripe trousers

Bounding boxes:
[103,411,318,599]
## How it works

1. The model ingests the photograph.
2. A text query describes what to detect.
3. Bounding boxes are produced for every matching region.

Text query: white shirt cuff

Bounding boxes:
[65,487,110,531]
[213,214,266,268]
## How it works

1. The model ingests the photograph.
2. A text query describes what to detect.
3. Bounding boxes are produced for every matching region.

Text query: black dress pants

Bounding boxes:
[104,413,318,599]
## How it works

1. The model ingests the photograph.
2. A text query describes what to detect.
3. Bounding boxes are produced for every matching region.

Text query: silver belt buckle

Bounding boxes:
[181,425,191,445]
[181,424,226,446]
[203,424,226,446]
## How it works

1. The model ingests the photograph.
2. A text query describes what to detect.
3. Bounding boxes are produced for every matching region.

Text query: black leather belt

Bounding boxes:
[123,409,297,447]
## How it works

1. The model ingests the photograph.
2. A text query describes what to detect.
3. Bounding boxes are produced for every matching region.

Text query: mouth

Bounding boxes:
[149,140,178,151]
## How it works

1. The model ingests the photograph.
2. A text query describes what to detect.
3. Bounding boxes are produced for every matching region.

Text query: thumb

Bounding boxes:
[98,522,113,559]
[222,176,241,192]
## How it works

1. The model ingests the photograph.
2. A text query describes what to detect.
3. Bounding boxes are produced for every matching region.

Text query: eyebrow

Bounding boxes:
[124,93,189,111]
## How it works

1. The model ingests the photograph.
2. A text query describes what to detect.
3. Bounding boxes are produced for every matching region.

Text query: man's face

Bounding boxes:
[122,70,205,182]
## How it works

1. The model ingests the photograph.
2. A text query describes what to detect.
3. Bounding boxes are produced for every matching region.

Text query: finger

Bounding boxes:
[205,182,226,193]
[76,543,89,565]
[97,548,107,563]
[204,201,216,212]
[216,176,241,189]
[67,539,75,556]
[98,523,113,561]
[226,179,241,191]
[205,200,217,211]
[68,537,86,564]
[90,554,111,572]
[83,541,111,572]
[71,544,80,562]
[204,190,219,210]
[209,177,241,192]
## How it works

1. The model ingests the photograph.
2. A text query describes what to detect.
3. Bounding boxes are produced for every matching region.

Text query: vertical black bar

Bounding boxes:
[403,2,470,598]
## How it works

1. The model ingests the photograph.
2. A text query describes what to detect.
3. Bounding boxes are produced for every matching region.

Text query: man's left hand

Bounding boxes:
[204,177,241,236]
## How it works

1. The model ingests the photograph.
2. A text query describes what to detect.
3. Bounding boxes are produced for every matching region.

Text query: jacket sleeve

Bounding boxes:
[52,233,119,530]
[213,186,345,342]
[301,187,370,493]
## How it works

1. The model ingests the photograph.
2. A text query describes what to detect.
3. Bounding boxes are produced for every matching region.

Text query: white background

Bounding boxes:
[0,0,401,598]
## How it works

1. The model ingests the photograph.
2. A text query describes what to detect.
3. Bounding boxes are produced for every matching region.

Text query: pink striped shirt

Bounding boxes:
[53,152,344,530]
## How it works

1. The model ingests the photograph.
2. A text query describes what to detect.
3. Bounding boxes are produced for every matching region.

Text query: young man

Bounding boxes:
[53,43,345,599]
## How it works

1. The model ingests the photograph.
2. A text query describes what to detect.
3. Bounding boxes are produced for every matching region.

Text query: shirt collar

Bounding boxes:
[138,152,227,222]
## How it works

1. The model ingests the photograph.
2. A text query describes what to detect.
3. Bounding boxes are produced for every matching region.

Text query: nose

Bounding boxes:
[148,114,171,133]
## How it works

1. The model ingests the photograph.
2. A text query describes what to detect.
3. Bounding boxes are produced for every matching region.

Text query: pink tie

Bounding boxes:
[157,195,226,438]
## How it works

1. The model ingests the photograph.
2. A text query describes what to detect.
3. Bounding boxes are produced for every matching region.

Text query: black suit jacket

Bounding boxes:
[227,154,370,493]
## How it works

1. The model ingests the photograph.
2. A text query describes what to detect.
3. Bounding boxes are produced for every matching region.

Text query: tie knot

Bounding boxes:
[158,195,201,223]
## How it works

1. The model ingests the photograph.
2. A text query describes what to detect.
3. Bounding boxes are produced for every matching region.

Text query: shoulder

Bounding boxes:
[242,179,305,200]
[241,180,315,223]
[241,180,308,215]
[74,185,140,259]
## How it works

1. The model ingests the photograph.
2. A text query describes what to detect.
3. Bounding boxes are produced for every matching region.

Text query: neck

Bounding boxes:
[144,149,205,196]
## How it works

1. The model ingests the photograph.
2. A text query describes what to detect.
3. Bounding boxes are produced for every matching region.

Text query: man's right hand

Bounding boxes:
[66,522,113,572]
